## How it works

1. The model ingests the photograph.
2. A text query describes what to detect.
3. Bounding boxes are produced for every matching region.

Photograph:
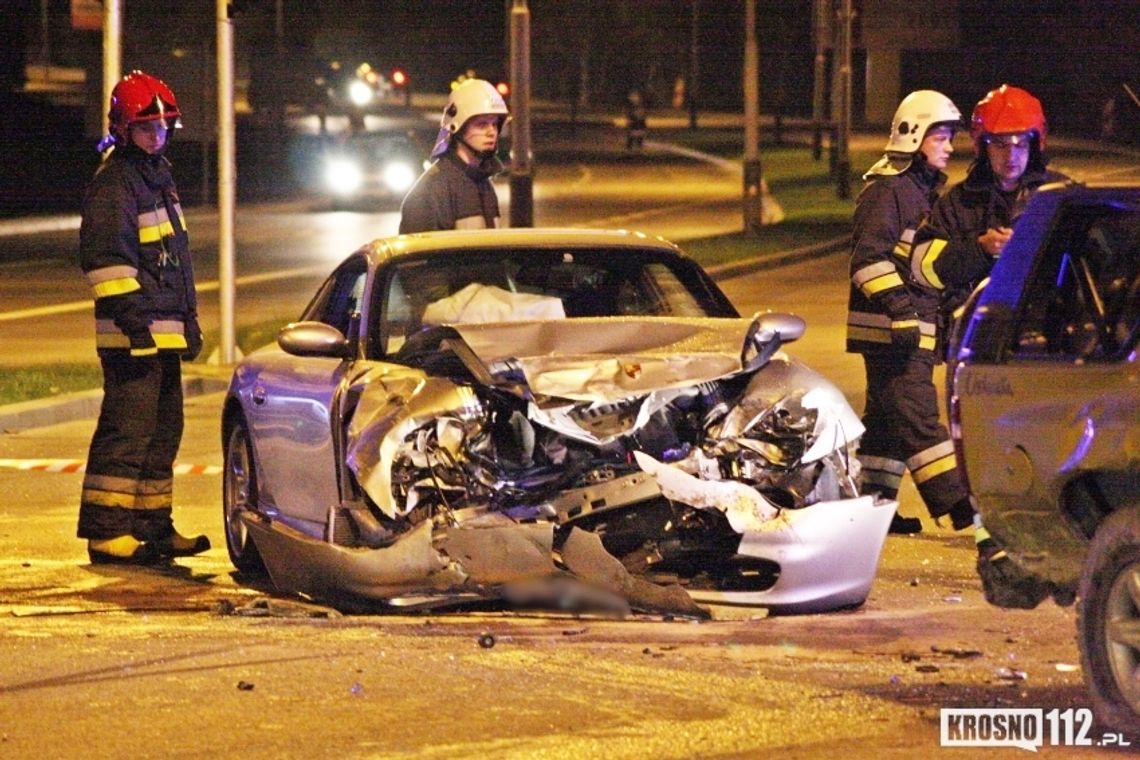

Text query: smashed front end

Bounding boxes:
[248,316,896,615]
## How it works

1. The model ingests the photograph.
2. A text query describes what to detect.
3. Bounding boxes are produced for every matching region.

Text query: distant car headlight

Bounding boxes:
[381,160,416,194]
[325,157,364,195]
[348,79,374,107]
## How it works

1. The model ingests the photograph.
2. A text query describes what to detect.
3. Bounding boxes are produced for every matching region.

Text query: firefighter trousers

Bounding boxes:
[77,352,184,541]
[856,353,968,520]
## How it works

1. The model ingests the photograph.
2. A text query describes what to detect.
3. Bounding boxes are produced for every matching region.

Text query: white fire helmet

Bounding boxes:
[430,78,509,158]
[884,90,960,153]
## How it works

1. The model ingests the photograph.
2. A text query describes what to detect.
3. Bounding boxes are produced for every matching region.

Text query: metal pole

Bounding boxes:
[102,0,121,131]
[216,0,237,364]
[509,0,533,228]
[688,0,699,130]
[836,0,852,199]
[742,0,762,235]
[811,0,828,160]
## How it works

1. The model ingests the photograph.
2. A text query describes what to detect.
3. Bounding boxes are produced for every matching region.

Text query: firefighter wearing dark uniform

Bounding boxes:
[845,90,975,535]
[77,70,209,564]
[910,85,1068,314]
[399,78,508,233]
[908,85,1067,607]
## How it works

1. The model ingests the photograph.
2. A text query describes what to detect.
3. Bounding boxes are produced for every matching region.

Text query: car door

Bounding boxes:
[246,255,369,535]
[954,198,1140,535]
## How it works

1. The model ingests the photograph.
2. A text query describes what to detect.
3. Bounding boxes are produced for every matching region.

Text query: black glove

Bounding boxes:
[129,331,158,358]
[889,317,921,352]
[183,317,203,362]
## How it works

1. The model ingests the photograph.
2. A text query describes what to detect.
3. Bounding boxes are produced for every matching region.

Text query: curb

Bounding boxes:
[707,235,849,281]
[0,372,230,433]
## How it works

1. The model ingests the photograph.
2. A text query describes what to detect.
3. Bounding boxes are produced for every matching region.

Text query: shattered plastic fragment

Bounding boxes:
[633,450,778,531]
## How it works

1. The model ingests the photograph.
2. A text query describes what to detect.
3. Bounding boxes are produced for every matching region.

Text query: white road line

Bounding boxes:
[0,265,328,322]
[0,458,221,475]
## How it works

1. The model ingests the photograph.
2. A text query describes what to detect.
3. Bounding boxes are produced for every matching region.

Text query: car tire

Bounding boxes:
[1077,504,1140,734]
[223,419,266,575]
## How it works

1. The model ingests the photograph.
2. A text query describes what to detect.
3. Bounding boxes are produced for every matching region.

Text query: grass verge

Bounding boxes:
[0,317,293,406]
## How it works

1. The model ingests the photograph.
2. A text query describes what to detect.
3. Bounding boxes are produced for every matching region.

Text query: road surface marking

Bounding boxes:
[0,264,327,322]
[0,458,221,475]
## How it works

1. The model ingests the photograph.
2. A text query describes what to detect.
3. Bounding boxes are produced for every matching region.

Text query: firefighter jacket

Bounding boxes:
[399,149,502,234]
[846,161,946,359]
[908,163,1069,308]
[79,144,198,358]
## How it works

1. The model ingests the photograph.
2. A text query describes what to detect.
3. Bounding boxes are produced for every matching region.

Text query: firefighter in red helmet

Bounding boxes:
[908,84,1068,607]
[77,70,209,564]
[911,84,1067,307]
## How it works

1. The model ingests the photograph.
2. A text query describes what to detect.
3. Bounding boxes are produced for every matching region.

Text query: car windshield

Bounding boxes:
[375,247,735,356]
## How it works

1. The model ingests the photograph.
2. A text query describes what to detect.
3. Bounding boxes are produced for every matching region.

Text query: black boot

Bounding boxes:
[88,536,163,565]
[888,513,923,534]
[153,530,211,558]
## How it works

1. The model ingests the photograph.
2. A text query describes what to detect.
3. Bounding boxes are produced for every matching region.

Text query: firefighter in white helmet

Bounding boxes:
[399,78,509,233]
[844,89,976,537]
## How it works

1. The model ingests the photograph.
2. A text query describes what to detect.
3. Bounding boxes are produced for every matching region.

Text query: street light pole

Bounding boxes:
[688,0,699,130]
[835,0,852,199]
[216,0,236,364]
[101,0,121,130]
[742,0,762,235]
[508,0,533,228]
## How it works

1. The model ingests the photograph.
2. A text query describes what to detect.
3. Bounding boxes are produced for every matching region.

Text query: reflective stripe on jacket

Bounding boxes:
[79,145,197,355]
[846,165,944,357]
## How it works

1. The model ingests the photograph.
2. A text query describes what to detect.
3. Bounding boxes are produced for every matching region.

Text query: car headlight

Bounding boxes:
[325,157,364,195]
[348,79,374,106]
[382,161,417,194]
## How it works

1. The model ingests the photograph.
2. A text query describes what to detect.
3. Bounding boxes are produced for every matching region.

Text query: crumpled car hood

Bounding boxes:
[451,317,755,402]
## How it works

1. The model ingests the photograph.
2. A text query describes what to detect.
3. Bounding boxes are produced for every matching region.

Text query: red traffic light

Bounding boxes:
[392,69,408,87]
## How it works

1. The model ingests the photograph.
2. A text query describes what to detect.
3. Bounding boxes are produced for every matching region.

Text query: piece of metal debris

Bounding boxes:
[478,633,496,649]
[996,667,1028,681]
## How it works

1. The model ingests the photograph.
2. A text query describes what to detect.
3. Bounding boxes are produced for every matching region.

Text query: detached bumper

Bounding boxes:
[688,495,897,613]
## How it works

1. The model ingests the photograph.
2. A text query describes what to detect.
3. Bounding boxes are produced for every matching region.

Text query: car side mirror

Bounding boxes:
[742,311,805,371]
[277,321,353,359]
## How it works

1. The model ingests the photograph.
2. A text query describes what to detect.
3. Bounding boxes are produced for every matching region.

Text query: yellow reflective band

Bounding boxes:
[891,319,918,329]
[81,488,138,508]
[919,335,937,351]
[152,333,189,350]
[859,454,907,475]
[912,454,959,484]
[862,470,903,489]
[139,220,175,244]
[892,240,912,259]
[92,278,141,298]
[975,525,992,544]
[861,271,904,296]
[918,239,947,289]
[130,346,159,357]
[848,325,891,344]
[134,493,173,510]
[95,334,130,349]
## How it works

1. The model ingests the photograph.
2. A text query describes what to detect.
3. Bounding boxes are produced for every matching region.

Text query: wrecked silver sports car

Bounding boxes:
[222,229,895,616]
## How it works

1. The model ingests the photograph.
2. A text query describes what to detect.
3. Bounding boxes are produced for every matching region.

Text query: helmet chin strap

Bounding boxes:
[458,136,496,162]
